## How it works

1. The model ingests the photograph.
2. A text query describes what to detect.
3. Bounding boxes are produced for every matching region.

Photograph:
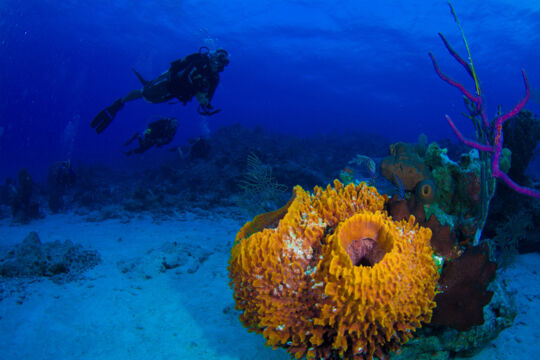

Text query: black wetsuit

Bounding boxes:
[125,118,178,155]
[142,53,219,105]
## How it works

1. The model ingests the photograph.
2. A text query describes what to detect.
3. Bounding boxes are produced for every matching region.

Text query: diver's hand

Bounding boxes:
[197,104,221,116]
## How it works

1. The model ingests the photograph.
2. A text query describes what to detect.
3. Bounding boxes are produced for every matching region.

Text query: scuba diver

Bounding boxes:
[124,117,178,156]
[47,160,76,212]
[50,160,76,188]
[91,47,230,134]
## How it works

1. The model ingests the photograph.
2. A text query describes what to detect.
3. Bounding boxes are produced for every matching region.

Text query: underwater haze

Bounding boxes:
[1,0,539,179]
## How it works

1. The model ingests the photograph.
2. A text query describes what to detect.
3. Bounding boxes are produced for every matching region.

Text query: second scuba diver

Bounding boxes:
[123,117,178,156]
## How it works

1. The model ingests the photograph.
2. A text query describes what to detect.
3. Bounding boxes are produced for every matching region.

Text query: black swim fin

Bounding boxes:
[131,68,149,86]
[90,98,124,134]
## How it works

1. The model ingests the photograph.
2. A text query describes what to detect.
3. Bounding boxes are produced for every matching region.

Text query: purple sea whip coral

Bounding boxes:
[429,42,538,199]
[428,2,539,243]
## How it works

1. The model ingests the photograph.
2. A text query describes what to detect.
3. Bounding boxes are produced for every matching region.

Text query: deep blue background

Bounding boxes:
[1,0,539,181]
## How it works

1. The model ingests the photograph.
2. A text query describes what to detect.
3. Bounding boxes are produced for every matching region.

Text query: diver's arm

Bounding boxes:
[195,91,221,116]
[195,92,210,108]
[194,73,221,115]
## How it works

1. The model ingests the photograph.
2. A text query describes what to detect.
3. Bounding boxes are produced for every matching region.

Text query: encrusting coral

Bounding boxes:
[380,142,432,191]
[229,180,439,360]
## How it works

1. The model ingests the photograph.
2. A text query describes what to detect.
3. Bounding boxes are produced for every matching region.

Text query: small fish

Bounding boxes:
[349,155,376,179]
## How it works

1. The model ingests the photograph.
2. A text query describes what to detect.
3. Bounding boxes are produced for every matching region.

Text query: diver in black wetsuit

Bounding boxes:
[123,117,178,156]
[90,47,229,134]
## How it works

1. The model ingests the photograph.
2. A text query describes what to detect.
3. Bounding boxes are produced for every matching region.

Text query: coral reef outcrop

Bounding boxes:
[387,194,459,261]
[229,180,439,360]
[503,110,540,183]
[0,231,101,292]
[380,142,432,191]
[10,169,41,222]
[394,274,516,359]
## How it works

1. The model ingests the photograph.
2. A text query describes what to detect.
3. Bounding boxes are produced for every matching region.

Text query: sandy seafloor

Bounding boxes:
[0,210,539,360]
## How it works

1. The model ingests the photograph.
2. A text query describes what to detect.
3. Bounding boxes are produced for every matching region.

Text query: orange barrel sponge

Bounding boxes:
[228,180,439,360]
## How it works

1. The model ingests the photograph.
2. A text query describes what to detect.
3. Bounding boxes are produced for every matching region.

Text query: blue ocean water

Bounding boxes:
[1,0,539,179]
[1,1,540,359]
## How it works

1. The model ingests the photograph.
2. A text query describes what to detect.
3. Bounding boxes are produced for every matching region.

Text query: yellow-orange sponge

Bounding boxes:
[228,180,439,360]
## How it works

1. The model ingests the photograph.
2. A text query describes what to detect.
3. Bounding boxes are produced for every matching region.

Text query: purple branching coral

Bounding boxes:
[428,2,539,244]
[429,35,539,200]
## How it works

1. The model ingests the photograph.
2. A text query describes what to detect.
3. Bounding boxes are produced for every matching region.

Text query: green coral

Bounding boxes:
[499,148,512,173]
[432,254,444,275]
[425,142,457,169]
[431,166,457,215]
[425,203,455,228]
[426,143,485,220]
[338,169,355,185]
[459,149,481,174]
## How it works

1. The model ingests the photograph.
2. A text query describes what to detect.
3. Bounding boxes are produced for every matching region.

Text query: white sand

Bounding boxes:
[0,211,538,360]
[472,252,540,360]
